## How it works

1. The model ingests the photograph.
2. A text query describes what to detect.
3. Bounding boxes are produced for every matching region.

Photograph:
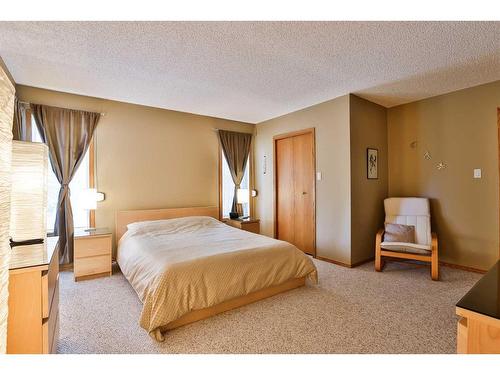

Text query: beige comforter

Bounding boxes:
[117,216,317,341]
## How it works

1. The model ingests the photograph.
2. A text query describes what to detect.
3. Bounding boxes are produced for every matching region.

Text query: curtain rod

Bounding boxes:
[18,100,106,117]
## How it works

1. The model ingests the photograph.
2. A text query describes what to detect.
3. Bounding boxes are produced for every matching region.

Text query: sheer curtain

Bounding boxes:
[31,104,100,264]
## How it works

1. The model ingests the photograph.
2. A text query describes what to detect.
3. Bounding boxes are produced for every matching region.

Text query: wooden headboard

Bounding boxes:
[115,206,219,242]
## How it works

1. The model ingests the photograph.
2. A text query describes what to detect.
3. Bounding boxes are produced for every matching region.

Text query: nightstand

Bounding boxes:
[224,218,260,234]
[73,228,112,281]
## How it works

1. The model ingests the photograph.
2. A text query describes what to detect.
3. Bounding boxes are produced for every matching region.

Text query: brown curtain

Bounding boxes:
[12,96,26,141]
[218,130,252,214]
[31,104,100,264]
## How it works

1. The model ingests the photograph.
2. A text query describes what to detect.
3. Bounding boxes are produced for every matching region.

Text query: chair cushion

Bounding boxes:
[384,223,415,243]
[380,242,432,255]
[384,197,430,216]
[384,197,431,246]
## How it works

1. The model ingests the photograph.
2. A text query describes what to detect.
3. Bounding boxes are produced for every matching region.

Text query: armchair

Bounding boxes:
[375,197,439,280]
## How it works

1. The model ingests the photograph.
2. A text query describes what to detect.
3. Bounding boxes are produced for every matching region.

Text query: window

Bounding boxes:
[220,150,250,218]
[31,114,92,232]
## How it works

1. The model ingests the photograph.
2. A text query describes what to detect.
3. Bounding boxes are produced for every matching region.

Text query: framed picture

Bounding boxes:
[367,148,378,179]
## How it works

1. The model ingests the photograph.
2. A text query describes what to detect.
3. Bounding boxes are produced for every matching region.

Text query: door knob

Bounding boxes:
[302,192,307,195]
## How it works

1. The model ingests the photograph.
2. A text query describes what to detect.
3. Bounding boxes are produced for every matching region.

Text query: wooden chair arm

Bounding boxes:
[376,228,385,244]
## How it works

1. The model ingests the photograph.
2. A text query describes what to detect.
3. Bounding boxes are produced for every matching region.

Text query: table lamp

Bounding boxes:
[236,188,249,218]
[9,141,48,247]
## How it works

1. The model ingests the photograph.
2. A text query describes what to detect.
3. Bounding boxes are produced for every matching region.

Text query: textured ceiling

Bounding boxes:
[0,22,499,123]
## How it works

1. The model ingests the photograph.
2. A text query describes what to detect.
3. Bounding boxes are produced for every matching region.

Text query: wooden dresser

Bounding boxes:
[7,237,59,354]
[456,260,500,353]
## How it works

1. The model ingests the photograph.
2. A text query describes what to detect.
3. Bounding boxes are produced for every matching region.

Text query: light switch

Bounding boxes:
[474,169,482,179]
[316,172,322,181]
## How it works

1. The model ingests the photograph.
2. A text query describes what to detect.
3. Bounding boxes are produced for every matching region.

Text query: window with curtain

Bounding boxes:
[221,150,250,218]
[31,114,91,231]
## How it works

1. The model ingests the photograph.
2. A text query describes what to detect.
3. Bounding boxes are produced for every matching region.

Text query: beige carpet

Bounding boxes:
[57,258,480,354]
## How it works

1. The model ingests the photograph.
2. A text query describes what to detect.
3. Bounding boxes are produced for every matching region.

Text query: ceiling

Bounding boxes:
[0,22,498,123]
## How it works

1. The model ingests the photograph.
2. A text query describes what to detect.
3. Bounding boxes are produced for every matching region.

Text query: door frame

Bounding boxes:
[497,108,500,260]
[273,127,316,256]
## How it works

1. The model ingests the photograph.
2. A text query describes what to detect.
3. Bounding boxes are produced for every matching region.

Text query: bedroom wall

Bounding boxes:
[387,80,500,271]
[254,95,352,264]
[349,95,388,265]
[16,85,254,251]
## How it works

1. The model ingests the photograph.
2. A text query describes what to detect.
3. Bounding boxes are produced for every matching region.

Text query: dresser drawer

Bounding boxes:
[48,282,59,354]
[75,236,111,258]
[42,246,59,319]
[42,282,58,354]
[50,313,59,354]
[74,254,111,278]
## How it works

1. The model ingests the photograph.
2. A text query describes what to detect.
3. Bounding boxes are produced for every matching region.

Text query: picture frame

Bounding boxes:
[367,148,378,179]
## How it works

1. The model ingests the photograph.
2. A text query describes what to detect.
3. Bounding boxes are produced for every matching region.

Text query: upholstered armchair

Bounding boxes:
[375,197,439,280]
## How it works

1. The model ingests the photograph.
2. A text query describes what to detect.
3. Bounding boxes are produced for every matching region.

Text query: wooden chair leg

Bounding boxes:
[375,229,384,272]
[375,250,382,271]
[431,232,439,281]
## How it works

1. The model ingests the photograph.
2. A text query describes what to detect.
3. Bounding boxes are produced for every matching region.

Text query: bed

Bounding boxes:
[115,206,318,341]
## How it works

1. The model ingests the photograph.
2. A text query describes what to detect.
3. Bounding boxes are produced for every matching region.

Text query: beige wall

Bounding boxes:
[17,79,498,270]
[16,85,254,250]
[349,95,388,265]
[255,95,352,263]
[388,81,500,270]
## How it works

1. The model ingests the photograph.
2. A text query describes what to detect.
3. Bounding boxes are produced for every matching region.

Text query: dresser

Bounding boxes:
[74,228,112,281]
[7,236,59,354]
[224,218,260,234]
[456,260,500,353]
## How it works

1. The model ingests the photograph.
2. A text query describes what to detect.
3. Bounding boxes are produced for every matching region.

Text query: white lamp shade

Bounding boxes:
[9,141,48,242]
[80,188,98,210]
[237,188,249,204]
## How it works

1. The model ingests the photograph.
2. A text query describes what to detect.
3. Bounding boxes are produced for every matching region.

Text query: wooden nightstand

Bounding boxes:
[224,218,260,234]
[73,228,112,281]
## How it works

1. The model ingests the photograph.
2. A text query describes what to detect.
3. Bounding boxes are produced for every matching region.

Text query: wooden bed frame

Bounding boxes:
[114,206,306,332]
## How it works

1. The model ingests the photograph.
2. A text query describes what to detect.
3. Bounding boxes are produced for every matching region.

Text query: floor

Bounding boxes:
[57,258,481,354]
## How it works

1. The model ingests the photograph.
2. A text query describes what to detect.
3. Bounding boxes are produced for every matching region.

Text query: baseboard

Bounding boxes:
[381,258,487,274]
[316,256,374,268]
[439,261,486,274]
[316,255,486,274]
[316,256,351,268]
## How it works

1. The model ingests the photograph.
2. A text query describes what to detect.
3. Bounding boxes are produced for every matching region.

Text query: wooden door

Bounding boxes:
[275,129,315,255]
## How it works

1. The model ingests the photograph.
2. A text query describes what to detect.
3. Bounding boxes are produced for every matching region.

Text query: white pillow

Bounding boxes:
[126,216,220,234]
